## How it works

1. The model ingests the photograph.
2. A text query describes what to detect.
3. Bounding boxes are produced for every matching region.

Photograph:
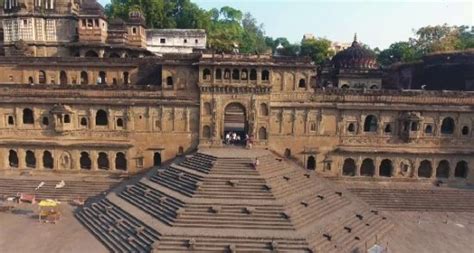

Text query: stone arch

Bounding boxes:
[9,150,18,168]
[224,69,231,80]
[342,158,356,176]
[441,117,455,134]
[261,70,270,81]
[436,160,450,178]
[98,71,107,84]
[97,152,109,170]
[298,78,306,88]
[232,69,240,80]
[425,124,433,134]
[43,151,54,169]
[80,71,88,84]
[95,110,108,126]
[202,125,211,139]
[85,50,98,57]
[258,127,267,140]
[39,70,46,84]
[454,161,468,178]
[360,158,375,176]
[25,150,36,168]
[307,156,316,170]
[28,76,34,84]
[115,152,127,171]
[59,70,67,85]
[215,69,222,80]
[363,115,378,132]
[379,159,393,177]
[241,69,248,80]
[418,160,432,178]
[23,108,34,124]
[224,102,247,136]
[203,68,211,80]
[80,152,91,170]
[250,69,257,80]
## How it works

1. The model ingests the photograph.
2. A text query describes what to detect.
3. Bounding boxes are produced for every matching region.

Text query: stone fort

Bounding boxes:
[0,0,473,184]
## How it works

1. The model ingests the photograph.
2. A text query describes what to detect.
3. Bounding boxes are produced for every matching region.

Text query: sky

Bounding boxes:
[98,0,473,50]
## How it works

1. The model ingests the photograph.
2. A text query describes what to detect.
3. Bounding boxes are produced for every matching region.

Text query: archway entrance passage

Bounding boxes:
[307,156,316,170]
[153,152,161,166]
[223,103,247,144]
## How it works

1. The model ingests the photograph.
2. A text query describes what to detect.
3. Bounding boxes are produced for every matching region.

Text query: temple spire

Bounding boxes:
[353,33,358,43]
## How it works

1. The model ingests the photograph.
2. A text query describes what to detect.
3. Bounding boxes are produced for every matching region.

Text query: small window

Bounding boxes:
[215,69,222,80]
[8,116,14,125]
[64,114,70,123]
[42,117,49,126]
[184,39,188,43]
[94,19,99,27]
[299,79,306,88]
[425,124,433,134]
[160,38,166,44]
[82,19,86,27]
[166,76,173,86]
[410,122,418,131]
[347,123,355,133]
[462,126,469,136]
[195,39,198,44]
[117,118,124,128]
[132,27,137,34]
[384,124,392,133]
[310,122,316,132]
[262,70,270,81]
[441,117,455,134]
[80,117,88,127]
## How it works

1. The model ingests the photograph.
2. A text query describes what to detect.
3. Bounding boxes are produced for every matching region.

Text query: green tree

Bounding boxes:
[300,38,334,64]
[377,42,421,66]
[265,37,300,56]
[240,13,269,53]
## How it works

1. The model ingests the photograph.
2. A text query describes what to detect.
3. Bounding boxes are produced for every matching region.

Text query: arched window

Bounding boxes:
[203,69,211,80]
[203,125,211,138]
[425,125,433,134]
[153,152,161,166]
[261,70,270,81]
[23,108,34,124]
[28,76,34,84]
[98,152,109,170]
[43,151,53,169]
[360,158,375,176]
[232,69,240,80]
[9,150,18,168]
[116,118,124,128]
[454,161,468,178]
[80,152,91,170]
[436,160,450,178]
[60,70,67,85]
[25,150,36,168]
[166,76,173,86]
[299,79,306,88]
[98,71,106,84]
[384,124,392,133]
[418,160,432,178]
[39,70,46,84]
[85,50,98,57]
[203,102,211,115]
[80,71,88,85]
[250,69,257,80]
[260,103,269,116]
[115,152,127,171]
[307,156,316,170]
[123,72,129,84]
[64,114,70,123]
[441,117,455,134]
[461,126,469,136]
[363,115,378,132]
[379,159,393,177]
[109,53,120,58]
[347,123,355,133]
[342,158,356,176]
[341,84,350,89]
[258,127,267,140]
[112,78,118,85]
[80,117,88,127]
[95,110,108,126]
[224,69,230,80]
[241,69,248,80]
[215,69,222,80]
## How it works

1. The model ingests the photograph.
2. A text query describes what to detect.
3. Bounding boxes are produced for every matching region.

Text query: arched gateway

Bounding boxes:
[223,103,247,139]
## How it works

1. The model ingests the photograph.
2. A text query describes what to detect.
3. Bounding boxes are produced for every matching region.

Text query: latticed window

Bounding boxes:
[35,18,44,41]
[19,19,33,41]
[46,19,56,41]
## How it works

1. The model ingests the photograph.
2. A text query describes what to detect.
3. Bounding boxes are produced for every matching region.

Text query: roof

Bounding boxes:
[332,34,378,70]
[146,29,206,37]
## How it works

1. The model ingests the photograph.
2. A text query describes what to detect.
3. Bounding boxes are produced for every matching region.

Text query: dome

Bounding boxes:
[332,34,378,69]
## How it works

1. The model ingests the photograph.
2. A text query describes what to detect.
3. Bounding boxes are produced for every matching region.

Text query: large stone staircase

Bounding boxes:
[76,148,393,252]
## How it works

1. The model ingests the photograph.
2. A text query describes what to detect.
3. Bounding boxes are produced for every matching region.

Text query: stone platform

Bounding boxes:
[76,148,393,252]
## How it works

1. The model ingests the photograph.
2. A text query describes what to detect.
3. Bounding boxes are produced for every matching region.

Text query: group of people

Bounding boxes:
[224,131,254,149]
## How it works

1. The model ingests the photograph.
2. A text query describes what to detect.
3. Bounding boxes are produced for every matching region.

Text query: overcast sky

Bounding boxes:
[98,0,473,49]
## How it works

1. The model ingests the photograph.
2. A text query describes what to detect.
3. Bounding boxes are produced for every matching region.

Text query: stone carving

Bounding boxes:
[60,152,72,170]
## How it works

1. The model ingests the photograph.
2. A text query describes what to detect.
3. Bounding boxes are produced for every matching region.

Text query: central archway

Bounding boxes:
[223,103,247,143]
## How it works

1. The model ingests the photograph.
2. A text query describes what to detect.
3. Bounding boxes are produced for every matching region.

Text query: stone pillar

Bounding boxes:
[431,159,438,179]
[108,108,114,130]
[185,107,190,132]
[374,157,381,177]
[356,157,362,176]
[91,151,98,171]
[413,158,420,179]
[448,159,455,180]
[18,149,26,170]
[36,149,43,170]
[90,109,96,129]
